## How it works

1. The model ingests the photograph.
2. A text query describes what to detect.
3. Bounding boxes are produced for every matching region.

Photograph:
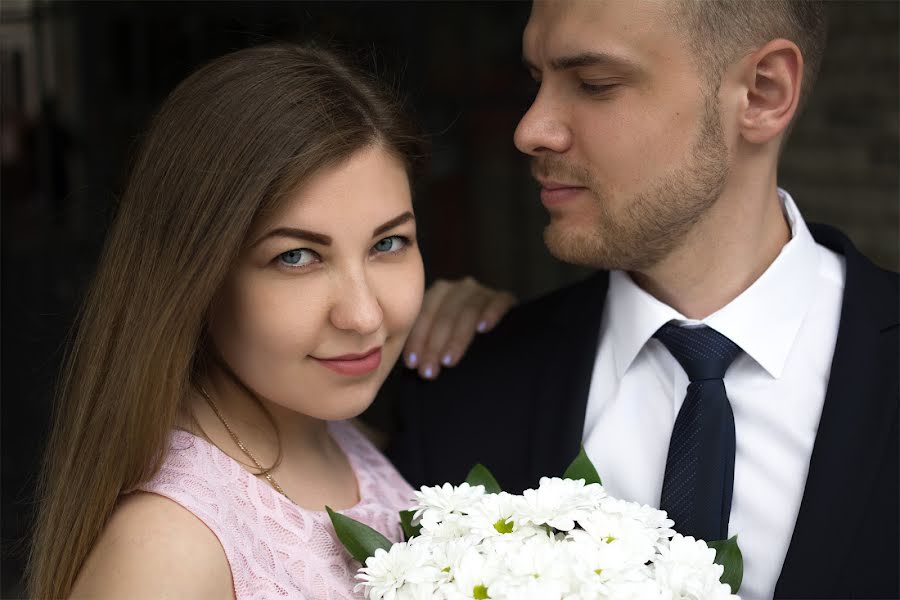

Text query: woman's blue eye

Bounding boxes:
[278,248,318,267]
[373,236,407,253]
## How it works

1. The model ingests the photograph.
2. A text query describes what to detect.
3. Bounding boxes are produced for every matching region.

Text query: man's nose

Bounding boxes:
[329,273,383,336]
[514,87,572,156]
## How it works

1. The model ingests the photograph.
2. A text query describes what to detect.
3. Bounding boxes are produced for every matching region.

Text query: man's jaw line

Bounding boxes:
[629,186,790,320]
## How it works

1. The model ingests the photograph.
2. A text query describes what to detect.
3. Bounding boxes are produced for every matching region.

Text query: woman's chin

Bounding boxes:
[305,390,380,422]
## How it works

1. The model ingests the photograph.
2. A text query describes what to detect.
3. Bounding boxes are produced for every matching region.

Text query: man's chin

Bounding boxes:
[543,223,608,269]
[543,222,649,271]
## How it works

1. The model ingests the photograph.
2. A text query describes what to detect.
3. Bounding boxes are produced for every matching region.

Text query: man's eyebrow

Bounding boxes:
[523,52,639,73]
[373,211,415,238]
[251,211,414,248]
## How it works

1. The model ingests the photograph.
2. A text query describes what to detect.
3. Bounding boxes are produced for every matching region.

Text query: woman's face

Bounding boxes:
[208,144,424,420]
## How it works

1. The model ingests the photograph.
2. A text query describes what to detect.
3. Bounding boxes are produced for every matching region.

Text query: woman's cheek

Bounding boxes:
[250,279,329,354]
[382,253,425,336]
[220,271,326,365]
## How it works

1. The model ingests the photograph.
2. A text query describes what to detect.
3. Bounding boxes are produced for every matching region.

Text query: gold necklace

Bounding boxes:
[198,385,287,498]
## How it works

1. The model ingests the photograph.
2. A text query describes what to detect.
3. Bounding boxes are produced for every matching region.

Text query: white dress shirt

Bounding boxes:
[581,189,846,600]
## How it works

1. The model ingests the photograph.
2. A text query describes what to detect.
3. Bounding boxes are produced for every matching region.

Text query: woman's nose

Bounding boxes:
[329,273,384,336]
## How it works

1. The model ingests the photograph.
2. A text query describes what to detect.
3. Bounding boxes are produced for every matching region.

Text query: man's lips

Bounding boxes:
[312,347,382,377]
[537,179,588,207]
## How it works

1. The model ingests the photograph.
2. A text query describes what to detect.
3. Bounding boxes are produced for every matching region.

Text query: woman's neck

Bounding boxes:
[180,365,359,511]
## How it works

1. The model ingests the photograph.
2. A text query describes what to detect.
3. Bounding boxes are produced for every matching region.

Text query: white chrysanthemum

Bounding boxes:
[488,573,574,600]
[654,535,736,600]
[487,529,566,579]
[413,483,486,525]
[459,491,541,541]
[419,511,474,540]
[516,477,606,532]
[600,497,675,543]
[572,509,660,568]
[603,578,673,600]
[440,545,503,600]
[566,532,639,583]
[394,581,444,600]
[564,529,661,597]
[356,543,440,600]
[354,477,740,600]
[421,537,474,587]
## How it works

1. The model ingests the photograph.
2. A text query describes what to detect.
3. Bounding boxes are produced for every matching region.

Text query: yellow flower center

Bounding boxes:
[493,518,515,534]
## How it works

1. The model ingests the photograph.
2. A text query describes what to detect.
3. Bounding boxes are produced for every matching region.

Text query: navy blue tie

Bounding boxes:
[654,323,742,542]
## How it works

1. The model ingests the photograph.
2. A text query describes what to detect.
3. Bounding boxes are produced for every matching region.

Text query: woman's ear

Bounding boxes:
[735,38,804,145]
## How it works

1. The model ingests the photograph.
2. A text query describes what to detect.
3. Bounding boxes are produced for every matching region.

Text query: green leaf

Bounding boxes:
[708,535,743,594]
[562,445,602,485]
[326,506,392,564]
[465,463,502,494]
[399,509,422,541]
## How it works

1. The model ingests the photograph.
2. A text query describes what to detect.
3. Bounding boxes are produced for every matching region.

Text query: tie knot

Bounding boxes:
[653,323,742,382]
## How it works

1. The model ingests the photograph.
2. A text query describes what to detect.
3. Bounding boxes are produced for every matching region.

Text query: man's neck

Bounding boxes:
[630,177,791,320]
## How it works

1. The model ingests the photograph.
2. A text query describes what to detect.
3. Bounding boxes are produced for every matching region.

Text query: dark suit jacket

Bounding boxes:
[367,224,898,599]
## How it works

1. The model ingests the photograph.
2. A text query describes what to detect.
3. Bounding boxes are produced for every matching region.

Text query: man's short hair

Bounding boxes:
[675,0,827,117]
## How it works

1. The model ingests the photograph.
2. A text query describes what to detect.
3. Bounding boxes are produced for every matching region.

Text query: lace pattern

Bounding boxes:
[138,421,415,599]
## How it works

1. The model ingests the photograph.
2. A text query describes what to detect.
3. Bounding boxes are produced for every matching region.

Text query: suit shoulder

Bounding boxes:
[490,271,609,337]
[844,239,898,330]
[810,222,897,328]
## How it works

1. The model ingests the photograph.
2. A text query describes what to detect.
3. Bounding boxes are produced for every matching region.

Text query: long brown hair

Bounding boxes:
[28,42,425,599]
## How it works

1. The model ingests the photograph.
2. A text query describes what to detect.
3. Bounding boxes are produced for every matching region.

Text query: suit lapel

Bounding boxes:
[775,225,899,597]
[529,271,610,486]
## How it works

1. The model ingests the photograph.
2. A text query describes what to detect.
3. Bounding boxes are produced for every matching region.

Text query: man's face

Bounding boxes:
[515,0,730,271]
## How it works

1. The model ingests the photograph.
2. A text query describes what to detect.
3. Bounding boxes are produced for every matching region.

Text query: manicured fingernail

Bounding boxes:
[407,352,418,367]
[441,353,453,366]
[423,366,434,379]
[477,320,489,333]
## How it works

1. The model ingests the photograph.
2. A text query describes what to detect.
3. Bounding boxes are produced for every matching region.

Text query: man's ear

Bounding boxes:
[735,38,803,145]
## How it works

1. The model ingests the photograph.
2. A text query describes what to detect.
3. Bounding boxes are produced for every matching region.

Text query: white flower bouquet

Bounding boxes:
[328,449,742,600]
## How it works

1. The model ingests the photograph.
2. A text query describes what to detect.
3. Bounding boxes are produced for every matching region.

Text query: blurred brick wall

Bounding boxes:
[780,2,898,271]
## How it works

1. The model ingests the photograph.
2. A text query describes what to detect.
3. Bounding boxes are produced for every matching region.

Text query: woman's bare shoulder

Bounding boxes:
[70,491,233,599]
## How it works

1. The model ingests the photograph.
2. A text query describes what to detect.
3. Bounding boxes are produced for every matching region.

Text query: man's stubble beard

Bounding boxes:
[537,95,729,272]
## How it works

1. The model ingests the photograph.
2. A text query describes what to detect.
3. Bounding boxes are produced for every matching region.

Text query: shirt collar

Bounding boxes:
[606,188,820,379]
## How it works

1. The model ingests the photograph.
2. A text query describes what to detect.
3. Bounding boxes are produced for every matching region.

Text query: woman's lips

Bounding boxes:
[312,347,382,377]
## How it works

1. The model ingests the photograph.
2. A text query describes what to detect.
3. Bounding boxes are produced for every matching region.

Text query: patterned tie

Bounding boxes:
[653,323,742,542]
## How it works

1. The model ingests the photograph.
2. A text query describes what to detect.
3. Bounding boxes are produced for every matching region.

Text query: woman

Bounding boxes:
[29,42,428,599]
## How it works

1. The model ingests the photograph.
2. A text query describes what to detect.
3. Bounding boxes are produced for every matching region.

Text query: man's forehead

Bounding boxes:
[523,0,676,65]
[526,0,673,24]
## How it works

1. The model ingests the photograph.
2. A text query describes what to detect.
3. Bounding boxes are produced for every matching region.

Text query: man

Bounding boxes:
[368,2,898,598]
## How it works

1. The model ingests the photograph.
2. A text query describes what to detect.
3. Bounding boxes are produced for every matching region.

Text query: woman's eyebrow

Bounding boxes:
[372,211,414,238]
[251,228,332,248]
[251,211,414,248]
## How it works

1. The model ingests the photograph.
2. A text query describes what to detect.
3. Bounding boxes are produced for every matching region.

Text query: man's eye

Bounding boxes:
[373,236,409,254]
[580,82,618,94]
[278,248,319,268]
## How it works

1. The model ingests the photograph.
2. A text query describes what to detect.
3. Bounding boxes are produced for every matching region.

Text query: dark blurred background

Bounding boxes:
[1,1,897,596]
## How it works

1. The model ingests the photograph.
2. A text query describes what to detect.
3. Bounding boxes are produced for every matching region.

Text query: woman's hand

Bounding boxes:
[402,277,516,380]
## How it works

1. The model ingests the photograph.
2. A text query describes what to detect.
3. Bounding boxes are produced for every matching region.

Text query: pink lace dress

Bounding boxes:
[138,420,415,599]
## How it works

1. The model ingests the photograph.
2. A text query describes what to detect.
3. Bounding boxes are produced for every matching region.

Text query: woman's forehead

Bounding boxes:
[252,146,413,243]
